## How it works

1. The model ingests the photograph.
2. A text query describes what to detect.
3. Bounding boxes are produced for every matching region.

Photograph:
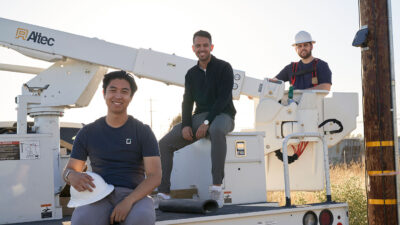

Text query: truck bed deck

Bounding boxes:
[9,202,347,225]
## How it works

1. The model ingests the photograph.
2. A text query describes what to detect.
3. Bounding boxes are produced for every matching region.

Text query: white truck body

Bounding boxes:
[0,17,356,224]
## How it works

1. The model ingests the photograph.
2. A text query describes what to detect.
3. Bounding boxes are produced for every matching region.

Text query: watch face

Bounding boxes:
[204,120,209,125]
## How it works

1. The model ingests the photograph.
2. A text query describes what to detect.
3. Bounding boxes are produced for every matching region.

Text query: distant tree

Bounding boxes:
[169,114,182,131]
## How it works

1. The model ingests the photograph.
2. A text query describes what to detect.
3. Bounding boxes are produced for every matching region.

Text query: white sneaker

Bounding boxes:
[153,193,171,209]
[209,185,224,208]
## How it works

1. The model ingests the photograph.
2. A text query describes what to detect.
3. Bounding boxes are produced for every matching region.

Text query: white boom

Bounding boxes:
[0,17,251,99]
[0,17,356,224]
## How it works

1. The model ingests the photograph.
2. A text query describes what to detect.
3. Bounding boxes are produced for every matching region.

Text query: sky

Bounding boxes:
[0,0,399,139]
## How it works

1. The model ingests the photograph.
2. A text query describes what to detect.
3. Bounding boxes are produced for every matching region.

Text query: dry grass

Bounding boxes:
[267,162,367,225]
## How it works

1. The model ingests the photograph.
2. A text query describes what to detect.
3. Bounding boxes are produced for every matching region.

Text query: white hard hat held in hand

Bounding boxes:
[68,171,114,208]
[292,31,316,46]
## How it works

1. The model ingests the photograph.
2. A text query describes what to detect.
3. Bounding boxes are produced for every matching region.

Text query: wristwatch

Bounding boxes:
[64,169,72,183]
[203,120,209,125]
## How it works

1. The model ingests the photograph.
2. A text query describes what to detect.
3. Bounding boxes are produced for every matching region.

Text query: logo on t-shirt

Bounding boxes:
[126,138,132,145]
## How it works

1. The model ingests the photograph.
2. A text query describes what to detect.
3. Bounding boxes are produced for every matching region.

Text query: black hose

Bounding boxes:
[318,119,343,134]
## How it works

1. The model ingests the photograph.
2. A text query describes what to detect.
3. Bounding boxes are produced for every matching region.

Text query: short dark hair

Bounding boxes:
[193,30,212,44]
[102,70,137,97]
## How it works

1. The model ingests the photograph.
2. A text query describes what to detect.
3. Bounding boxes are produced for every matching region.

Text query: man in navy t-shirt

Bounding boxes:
[275,31,332,91]
[63,71,161,225]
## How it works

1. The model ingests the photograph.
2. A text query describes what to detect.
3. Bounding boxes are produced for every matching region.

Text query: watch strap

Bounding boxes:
[64,169,72,183]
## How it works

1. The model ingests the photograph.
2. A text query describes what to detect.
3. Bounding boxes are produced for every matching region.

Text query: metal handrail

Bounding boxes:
[281,132,332,206]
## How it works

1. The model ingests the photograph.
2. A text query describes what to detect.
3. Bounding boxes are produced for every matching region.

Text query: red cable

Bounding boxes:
[293,141,309,158]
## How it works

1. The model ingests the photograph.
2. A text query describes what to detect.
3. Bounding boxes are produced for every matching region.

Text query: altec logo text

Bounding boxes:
[15,28,55,46]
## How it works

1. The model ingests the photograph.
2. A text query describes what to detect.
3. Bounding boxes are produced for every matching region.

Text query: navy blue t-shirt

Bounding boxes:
[275,58,332,90]
[71,116,160,189]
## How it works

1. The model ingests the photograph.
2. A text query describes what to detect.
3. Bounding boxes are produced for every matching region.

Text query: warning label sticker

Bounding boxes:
[41,204,52,218]
[224,191,232,204]
[0,141,20,160]
[20,140,40,160]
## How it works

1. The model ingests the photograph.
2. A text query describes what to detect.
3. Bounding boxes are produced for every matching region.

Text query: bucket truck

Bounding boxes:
[0,17,357,225]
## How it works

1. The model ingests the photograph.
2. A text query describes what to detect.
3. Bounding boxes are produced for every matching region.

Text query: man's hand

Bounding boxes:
[307,83,331,91]
[69,171,95,192]
[110,198,133,224]
[182,126,193,141]
[196,124,209,139]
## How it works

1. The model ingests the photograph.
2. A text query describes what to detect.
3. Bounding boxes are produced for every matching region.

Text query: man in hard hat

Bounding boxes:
[275,31,332,91]
[156,30,235,208]
[63,71,161,225]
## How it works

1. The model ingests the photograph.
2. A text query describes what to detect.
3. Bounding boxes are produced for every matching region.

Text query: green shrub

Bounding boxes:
[316,176,367,225]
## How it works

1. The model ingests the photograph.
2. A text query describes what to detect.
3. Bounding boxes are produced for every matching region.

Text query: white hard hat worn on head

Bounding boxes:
[292,31,316,46]
[68,171,114,208]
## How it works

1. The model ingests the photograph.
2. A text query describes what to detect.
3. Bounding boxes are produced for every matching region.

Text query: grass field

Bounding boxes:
[267,162,367,225]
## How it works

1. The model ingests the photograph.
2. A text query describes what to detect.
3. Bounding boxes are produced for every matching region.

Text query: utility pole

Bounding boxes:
[358,0,399,224]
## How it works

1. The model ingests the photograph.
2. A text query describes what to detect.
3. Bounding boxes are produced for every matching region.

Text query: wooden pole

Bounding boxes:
[359,0,398,224]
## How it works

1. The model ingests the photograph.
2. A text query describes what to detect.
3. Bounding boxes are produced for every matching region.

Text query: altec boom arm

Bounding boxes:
[0,17,258,100]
